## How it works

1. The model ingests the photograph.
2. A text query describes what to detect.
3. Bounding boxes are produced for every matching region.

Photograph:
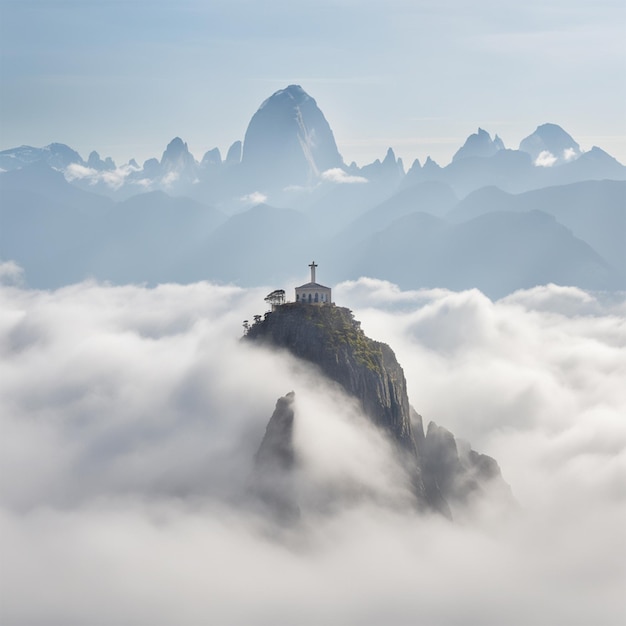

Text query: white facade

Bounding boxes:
[295,262,332,304]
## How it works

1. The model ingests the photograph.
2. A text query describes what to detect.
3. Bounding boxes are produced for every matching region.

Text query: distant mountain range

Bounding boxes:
[1,85,625,296]
[2,84,624,205]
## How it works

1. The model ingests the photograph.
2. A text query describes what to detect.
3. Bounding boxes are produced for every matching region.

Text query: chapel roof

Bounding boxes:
[296,281,331,290]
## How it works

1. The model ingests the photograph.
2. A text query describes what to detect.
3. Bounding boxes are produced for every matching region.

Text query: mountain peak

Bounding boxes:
[159,137,197,179]
[241,85,343,189]
[519,123,581,166]
[262,84,309,106]
[383,147,397,165]
[423,156,441,172]
[201,147,222,166]
[452,128,505,162]
[162,137,189,158]
[87,150,116,171]
[41,143,85,169]
[225,140,242,164]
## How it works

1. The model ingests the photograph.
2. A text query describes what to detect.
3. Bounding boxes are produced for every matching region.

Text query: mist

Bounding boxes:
[1,276,624,625]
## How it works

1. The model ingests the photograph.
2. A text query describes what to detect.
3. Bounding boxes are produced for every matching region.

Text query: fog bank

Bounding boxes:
[1,277,624,625]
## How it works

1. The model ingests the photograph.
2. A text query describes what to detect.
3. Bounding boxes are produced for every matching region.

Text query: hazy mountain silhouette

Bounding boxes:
[404,149,536,196]
[89,191,225,285]
[184,204,323,286]
[160,137,199,181]
[519,123,581,165]
[551,146,626,183]
[3,89,623,206]
[449,180,626,271]
[0,161,112,211]
[0,142,88,171]
[87,151,116,171]
[359,147,405,182]
[0,164,223,287]
[225,140,242,165]
[452,128,505,162]
[0,163,113,285]
[2,85,625,296]
[335,210,623,298]
[240,85,344,191]
[334,181,458,246]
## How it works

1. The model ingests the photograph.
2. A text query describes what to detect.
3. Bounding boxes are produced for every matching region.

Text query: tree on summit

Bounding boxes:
[265,289,285,309]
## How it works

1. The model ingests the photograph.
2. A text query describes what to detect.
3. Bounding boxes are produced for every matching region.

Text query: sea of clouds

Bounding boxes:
[1,271,624,626]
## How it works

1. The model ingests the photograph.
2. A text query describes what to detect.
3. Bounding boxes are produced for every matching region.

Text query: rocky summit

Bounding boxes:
[245,303,510,519]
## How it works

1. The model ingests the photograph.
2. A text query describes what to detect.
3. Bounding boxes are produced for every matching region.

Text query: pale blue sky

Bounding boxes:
[1,0,625,167]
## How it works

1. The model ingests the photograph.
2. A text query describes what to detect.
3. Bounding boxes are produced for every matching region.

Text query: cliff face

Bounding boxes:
[252,392,300,521]
[246,304,414,448]
[245,303,509,517]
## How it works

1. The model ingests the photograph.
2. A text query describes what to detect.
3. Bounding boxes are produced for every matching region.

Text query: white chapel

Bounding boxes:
[295,262,332,304]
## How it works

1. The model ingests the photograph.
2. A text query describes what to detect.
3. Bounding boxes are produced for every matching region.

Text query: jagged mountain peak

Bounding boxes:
[159,137,197,179]
[383,147,397,163]
[452,128,505,162]
[161,137,190,159]
[423,156,441,171]
[87,150,116,171]
[359,146,405,180]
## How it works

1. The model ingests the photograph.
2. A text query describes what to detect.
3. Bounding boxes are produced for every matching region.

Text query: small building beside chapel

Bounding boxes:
[295,262,332,304]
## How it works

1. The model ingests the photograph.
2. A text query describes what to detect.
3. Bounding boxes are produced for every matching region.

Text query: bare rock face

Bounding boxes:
[246,304,415,447]
[421,421,514,516]
[246,304,510,518]
[252,392,300,522]
[256,392,296,472]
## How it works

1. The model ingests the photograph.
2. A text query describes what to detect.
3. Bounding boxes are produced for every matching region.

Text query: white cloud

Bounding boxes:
[563,147,578,161]
[321,168,368,184]
[501,283,604,315]
[64,162,97,181]
[335,277,450,309]
[0,260,24,285]
[534,150,557,167]
[64,161,141,190]
[161,171,180,187]
[240,191,268,205]
[0,278,624,625]
[135,177,154,189]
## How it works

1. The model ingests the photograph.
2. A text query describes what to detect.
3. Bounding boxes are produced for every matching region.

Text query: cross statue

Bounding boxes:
[309,261,318,283]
